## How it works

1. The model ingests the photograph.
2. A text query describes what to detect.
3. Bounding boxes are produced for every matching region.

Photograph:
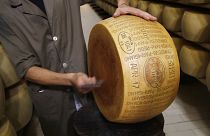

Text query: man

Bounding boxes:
[0,0,164,135]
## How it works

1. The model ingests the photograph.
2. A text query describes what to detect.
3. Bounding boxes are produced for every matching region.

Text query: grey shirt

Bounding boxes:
[0,0,87,91]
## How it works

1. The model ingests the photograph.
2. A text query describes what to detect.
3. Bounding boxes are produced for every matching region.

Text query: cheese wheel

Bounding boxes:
[0,45,20,87]
[206,62,210,91]
[198,78,207,85]
[189,0,210,4]
[5,83,33,131]
[110,0,117,6]
[200,43,210,51]
[0,120,17,136]
[172,37,190,56]
[148,3,164,23]
[182,11,210,43]
[180,45,210,78]
[23,115,44,136]
[129,0,139,8]
[107,5,116,15]
[96,0,102,8]
[162,6,184,32]
[137,0,150,11]
[0,78,5,120]
[88,15,180,123]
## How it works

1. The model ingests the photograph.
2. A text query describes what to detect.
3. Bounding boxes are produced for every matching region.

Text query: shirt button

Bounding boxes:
[53,36,58,41]
[63,63,68,69]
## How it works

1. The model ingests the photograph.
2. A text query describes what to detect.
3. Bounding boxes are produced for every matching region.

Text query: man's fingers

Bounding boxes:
[113,6,157,21]
[113,9,121,17]
[81,79,104,89]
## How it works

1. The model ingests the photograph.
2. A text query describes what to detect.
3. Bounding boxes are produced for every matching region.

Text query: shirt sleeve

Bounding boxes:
[0,17,40,79]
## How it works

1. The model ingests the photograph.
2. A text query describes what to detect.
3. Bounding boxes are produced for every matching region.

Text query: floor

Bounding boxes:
[80,4,210,136]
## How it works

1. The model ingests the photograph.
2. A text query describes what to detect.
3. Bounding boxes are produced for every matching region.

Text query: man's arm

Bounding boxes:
[25,66,97,93]
[114,0,157,21]
[0,17,98,94]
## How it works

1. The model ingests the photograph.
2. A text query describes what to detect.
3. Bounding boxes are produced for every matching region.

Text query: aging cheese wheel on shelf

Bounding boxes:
[206,62,210,91]
[198,78,207,86]
[0,45,20,88]
[172,37,190,56]
[162,6,184,32]
[5,82,33,131]
[180,45,210,78]
[0,120,17,136]
[129,0,139,8]
[137,0,150,11]
[148,3,164,23]
[182,11,210,43]
[200,43,210,51]
[189,0,210,4]
[88,15,180,123]
[0,78,5,120]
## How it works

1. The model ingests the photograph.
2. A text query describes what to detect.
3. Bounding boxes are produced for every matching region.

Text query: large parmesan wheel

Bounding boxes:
[0,120,17,136]
[162,6,184,32]
[180,45,210,78]
[88,15,180,123]
[129,0,139,8]
[5,82,33,131]
[0,78,5,120]
[0,45,20,88]
[182,11,210,43]
[206,62,210,91]
[147,3,164,23]
[137,0,150,11]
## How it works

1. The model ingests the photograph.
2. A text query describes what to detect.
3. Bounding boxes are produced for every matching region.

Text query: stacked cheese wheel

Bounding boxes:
[147,3,164,23]
[0,44,33,135]
[138,0,150,11]
[162,6,184,32]
[88,15,180,123]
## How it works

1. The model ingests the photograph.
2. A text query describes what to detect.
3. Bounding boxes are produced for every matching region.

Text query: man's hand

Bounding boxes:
[113,4,157,21]
[69,73,103,94]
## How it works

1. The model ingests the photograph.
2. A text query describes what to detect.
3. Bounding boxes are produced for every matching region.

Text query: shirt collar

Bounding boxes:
[9,0,22,7]
[9,0,47,18]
